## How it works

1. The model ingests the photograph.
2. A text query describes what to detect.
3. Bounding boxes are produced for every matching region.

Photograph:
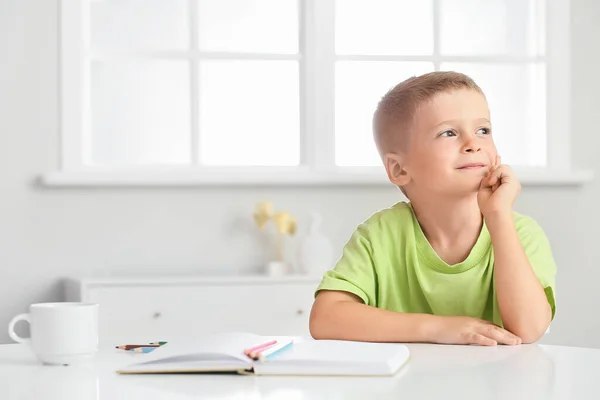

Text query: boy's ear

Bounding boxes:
[383,153,411,187]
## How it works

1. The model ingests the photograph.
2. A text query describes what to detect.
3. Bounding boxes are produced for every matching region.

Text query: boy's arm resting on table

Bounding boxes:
[487,212,556,344]
[309,290,521,346]
[309,290,433,342]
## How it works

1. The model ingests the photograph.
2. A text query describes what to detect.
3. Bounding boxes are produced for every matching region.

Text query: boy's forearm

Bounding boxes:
[486,212,552,343]
[310,300,438,343]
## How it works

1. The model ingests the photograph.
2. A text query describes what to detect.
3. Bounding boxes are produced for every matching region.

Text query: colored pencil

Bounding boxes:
[149,341,167,345]
[249,343,282,359]
[132,346,158,354]
[116,344,160,350]
[244,340,277,359]
[258,341,294,362]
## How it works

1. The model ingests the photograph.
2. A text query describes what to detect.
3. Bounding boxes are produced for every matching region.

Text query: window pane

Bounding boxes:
[440,63,546,166]
[336,0,434,55]
[335,62,434,167]
[439,0,544,56]
[199,61,300,166]
[90,61,191,165]
[197,0,299,54]
[91,0,189,51]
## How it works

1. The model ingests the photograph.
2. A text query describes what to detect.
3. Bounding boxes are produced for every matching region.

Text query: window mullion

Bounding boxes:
[432,0,441,70]
[546,0,570,169]
[304,0,335,170]
[61,0,90,170]
[189,0,200,166]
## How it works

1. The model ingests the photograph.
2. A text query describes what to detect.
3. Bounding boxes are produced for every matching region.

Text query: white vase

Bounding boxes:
[266,260,289,277]
[298,212,334,276]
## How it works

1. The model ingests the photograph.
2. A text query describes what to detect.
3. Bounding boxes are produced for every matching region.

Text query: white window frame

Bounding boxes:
[43,0,592,187]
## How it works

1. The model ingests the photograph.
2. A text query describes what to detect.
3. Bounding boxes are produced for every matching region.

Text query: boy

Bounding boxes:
[309,71,556,345]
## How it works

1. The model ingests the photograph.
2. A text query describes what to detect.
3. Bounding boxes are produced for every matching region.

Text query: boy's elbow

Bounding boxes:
[309,304,328,339]
[511,322,550,344]
[519,332,542,344]
[309,295,342,340]
[309,290,362,339]
[309,319,325,340]
[507,305,552,344]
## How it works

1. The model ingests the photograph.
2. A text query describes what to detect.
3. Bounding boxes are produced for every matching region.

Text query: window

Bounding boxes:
[335,0,545,167]
[48,0,589,186]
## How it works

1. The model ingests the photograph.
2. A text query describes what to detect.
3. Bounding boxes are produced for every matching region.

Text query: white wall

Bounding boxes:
[0,0,598,347]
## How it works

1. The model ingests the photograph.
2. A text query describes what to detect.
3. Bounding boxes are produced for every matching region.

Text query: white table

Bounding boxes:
[1,341,600,399]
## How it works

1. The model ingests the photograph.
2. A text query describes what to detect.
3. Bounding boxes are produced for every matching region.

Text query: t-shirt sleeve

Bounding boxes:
[517,217,557,320]
[314,225,377,306]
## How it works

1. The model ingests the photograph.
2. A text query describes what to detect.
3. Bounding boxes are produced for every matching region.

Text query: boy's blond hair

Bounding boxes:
[373,71,485,157]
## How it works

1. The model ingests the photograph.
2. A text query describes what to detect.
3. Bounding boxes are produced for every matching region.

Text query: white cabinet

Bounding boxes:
[64,276,321,341]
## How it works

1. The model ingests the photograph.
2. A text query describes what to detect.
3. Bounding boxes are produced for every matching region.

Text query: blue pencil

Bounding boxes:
[131,346,158,354]
[258,341,294,362]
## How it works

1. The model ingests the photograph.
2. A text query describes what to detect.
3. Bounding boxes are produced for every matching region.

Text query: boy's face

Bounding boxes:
[402,89,497,196]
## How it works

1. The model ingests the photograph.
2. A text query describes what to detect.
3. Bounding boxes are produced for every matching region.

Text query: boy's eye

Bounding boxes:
[439,130,456,137]
[477,128,491,135]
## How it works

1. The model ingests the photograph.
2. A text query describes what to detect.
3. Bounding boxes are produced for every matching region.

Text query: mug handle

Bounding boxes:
[8,313,31,344]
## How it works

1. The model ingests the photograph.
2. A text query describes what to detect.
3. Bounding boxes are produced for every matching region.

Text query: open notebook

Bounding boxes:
[116,332,410,376]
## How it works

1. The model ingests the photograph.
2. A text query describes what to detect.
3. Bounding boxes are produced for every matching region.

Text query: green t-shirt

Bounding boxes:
[315,201,556,326]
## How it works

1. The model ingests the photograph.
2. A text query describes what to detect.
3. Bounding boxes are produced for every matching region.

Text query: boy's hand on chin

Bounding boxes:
[477,155,521,217]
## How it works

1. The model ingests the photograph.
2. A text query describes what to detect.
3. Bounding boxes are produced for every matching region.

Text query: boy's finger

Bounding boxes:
[483,166,505,189]
[488,172,499,187]
[480,178,493,191]
[490,165,508,184]
[469,333,497,346]
[483,325,521,345]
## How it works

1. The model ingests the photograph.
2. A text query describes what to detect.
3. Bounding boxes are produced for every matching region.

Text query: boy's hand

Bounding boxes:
[430,316,522,346]
[477,155,521,217]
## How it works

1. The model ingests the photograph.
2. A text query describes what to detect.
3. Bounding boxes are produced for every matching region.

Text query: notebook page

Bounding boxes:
[118,332,296,372]
[131,332,266,362]
[254,340,410,376]
[118,353,250,374]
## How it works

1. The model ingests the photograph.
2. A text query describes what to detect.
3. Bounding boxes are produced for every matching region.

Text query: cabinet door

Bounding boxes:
[87,283,316,340]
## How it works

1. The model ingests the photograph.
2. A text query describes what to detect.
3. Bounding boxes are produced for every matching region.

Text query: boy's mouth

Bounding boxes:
[457,163,487,170]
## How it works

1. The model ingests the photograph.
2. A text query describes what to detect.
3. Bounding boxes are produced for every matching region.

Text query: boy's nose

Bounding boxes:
[462,137,482,153]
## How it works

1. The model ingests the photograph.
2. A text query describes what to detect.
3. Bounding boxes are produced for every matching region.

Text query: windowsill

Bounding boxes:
[39,167,594,187]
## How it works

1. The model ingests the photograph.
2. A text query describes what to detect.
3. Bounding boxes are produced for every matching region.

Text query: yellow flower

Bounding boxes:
[273,212,297,235]
[253,201,274,230]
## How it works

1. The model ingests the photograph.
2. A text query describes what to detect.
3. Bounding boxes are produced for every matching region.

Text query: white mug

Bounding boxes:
[8,302,99,365]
